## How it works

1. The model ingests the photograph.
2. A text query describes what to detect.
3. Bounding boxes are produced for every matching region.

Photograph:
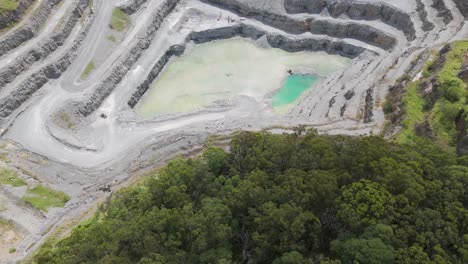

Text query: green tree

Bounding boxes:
[395,244,431,264]
[362,224,395,245]
[251,202,320,262]
[273,169,339,213]
[458,234,468,263]
[370,157,426,206]
[203,147,229,175]
[272,251,308,264]
[337,180,395,230]
[292,136,338,171]
[331,237,394,264]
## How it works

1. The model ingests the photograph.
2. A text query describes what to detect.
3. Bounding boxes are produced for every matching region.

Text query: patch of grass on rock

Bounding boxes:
[81,61,95,79]
[107,35,116,42]
[0,217,12,227]
[0,0,19,15]
[0,169,26,187]
[396,81,425,144]
[110,8,129,32]
[22,185,70,212]
[58,112,74,129]
[0,153,10,163]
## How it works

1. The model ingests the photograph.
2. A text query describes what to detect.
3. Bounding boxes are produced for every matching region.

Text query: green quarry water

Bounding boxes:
[138,39,350,117]
[273,75,319,107]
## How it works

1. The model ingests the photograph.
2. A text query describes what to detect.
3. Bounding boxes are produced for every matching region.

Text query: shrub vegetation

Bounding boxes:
[23,185,70,212]
[34,130,468,264]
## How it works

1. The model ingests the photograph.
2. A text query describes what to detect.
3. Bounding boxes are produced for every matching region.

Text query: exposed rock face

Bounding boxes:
[419,77,439,107]
[77,0,180,117]
[458,52,468,82]
[453,0,468,18]
[0,0,91,89]
[414,120,434,139]
[268,34,366,57]
[120,0,148,15]
[0,0,35,30]
[328,96,336,107]
[457,136,468,155]
[416,0,435,31]
[128,45,186,108]
[429,43,451,72]
[344,90,355,100]
[284,0,416,40]
[0,4,93,118]
[385,82,405,124]
[459,67,468,82]
[340,103,347,117]
[283,0,326,13]
[188,25,265,44]
[431,0,454,24]
[0,27,34,56]
[363,86,374,123]
[0,0,63,56]
[204,0,397,50]
[189,24,366,57]
[455,109,467,140]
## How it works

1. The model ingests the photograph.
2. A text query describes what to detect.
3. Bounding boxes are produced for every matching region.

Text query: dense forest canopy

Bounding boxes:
[35,130,467,263]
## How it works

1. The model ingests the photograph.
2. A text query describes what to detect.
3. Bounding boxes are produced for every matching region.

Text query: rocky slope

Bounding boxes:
[0,0,35,29]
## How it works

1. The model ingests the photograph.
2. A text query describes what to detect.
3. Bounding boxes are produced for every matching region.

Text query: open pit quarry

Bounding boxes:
[0,0,467,262]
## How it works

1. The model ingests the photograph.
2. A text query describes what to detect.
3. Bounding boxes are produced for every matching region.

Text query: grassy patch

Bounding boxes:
[0,218,19,254]
[110,8,129,32]
[0,218,16,237]
[22,185,70,212]
[107,35,116,42]
[58,112,74,129]
[0,169,26,187]
[0,217,12,227]
[430,99,464,146]
[80,61,95,79]
[0,0,18,15]
[396,82,425,144]
[0,152,10,163]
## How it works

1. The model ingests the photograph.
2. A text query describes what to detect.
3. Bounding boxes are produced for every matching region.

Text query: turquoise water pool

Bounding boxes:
[273,75,319,107]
